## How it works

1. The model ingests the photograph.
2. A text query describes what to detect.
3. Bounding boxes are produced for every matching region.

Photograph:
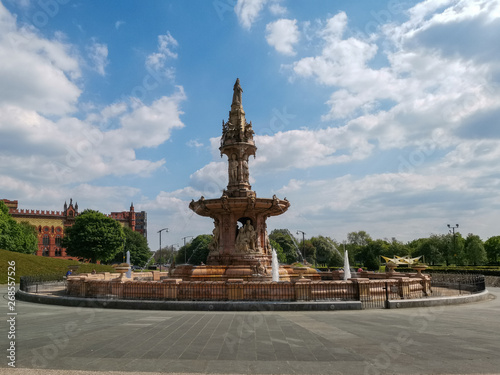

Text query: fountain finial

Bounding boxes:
[232,78,243,105]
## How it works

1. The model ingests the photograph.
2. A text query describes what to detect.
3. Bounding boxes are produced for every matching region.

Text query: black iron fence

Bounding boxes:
[429,273,485,295]
[19,273,486,309]
[20,274,66,294]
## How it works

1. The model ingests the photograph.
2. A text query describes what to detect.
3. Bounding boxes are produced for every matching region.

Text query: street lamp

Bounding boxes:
[182,236,194,264]
[158,228,168,271]
[447,224,459,267]
[296,230,306,262]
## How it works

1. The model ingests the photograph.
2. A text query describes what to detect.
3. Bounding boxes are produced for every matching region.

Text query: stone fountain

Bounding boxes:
[172,79,312,281]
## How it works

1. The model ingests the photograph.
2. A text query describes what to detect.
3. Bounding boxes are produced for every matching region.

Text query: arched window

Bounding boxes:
[55,235,61,247]
[43,235,49,246]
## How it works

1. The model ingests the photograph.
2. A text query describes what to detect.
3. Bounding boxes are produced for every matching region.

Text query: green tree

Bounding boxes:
[463,234,487,266]
[62,209,125,263]
[0,201,38,254]
[113,227,151,267]
[347,231,372,265]
[270,239,286,263]
[175,234,212,265]
[484,236,500,263]
[269,229,299,264]
[303,240,316,265]
[445,232,465,265]
[412,235,446,265]
[310,236,342,267]
[358,239,387,270]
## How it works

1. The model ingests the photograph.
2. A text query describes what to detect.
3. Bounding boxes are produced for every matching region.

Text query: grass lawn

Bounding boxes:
[1,249,115,284]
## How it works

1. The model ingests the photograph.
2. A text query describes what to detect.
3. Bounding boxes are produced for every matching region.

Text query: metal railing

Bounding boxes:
[429,273,485,295]
[20,274,66,294]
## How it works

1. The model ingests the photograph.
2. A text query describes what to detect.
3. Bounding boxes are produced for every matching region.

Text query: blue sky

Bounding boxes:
[1,0,500,251]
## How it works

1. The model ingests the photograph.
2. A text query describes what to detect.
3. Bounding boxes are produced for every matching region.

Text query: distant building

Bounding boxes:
[1,199,147,259]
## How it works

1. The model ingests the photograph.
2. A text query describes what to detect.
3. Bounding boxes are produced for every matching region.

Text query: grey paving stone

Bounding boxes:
[2,286,500,374]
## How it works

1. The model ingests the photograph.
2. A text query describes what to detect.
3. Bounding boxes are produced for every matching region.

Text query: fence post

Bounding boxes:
[385,281,389,309]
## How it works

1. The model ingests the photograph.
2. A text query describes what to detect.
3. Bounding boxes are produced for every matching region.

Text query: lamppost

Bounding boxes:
[447,224,459,266]
[182,236,194,264]
[158,228,168,271]
[296,230,306,262]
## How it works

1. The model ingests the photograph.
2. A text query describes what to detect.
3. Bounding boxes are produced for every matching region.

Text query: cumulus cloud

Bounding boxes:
[146,32,178,79]
[0,3,80,116]
[234,0,287,29]
[269,2,287,15]
[86,40,108,76]
[189,162,227,195]
[288,2,500,155]
[235,0,268,29]
[265,19,299,55]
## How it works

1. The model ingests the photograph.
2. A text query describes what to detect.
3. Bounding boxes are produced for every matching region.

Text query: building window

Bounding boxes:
[55,235,61,247]
[55,249,62,256]
[43,235,49,246]
[42,248,49,256]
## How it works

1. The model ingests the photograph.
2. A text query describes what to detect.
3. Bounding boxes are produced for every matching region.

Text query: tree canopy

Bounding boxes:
[175,234,212,265]
[62,209,125,263]
[0,201,37,254]
[484,236,500,263]
[113,226,151,267]
[269,229,300,264]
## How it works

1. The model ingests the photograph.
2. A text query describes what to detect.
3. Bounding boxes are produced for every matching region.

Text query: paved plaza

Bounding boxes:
[1,286,499,375]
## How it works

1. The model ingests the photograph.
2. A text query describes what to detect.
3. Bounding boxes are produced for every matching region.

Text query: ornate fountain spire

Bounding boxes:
[220,78,256,197]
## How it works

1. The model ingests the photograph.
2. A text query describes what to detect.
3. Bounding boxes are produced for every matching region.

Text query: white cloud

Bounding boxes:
[265,19,299,55]
[0,3,80,116]
[115,20,125,29]
[187,139,204,148]
[235,0,268,29]
[189,162,227,196]
[86,40,108,76]
[146,32,178,79]
[269,3,287,15]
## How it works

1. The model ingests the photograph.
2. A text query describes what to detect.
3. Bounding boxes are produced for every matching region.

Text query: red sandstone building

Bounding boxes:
[1,199,147,259]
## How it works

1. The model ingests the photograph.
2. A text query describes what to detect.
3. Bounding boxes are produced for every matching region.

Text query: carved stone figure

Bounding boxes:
[221,194,230,211]
[209,220,220,253]
[253,260,267,276]
[241,160,249,182]
[235,220,257,253]
[232,78,243,104]
[229,154,238,183]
